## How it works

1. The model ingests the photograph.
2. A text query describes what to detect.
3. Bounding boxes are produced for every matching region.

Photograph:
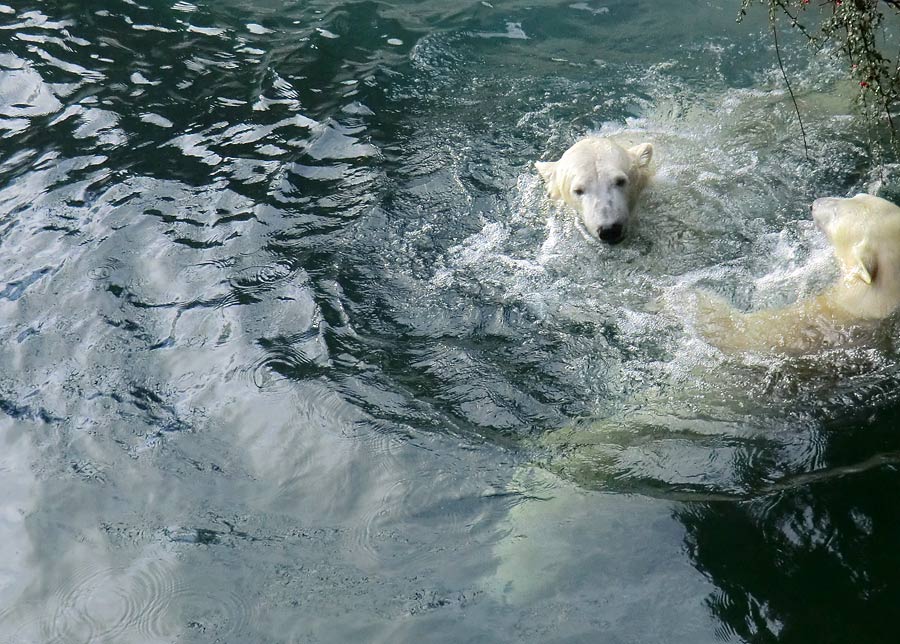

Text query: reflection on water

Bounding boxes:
[2,0,900,641]
[680,408,900,643]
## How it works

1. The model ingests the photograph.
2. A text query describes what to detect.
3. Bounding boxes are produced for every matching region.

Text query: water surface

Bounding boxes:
[2,1,900,642]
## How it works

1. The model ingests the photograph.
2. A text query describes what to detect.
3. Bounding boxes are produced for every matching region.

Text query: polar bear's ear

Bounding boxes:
[628,143,653,168]
[535,161,562,200]
[851,242,878,285]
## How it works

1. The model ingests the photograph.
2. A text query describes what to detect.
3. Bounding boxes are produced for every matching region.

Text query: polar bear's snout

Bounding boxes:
[579,181,630,243]
[598,222,624,244]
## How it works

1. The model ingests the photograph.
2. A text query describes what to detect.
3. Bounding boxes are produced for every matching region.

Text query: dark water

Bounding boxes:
[3,1,900,642]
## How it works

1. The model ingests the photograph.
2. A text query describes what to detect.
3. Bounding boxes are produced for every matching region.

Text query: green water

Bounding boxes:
[2,1,900,642]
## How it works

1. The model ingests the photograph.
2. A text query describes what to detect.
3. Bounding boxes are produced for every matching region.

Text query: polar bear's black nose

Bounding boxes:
[598,223,624,244]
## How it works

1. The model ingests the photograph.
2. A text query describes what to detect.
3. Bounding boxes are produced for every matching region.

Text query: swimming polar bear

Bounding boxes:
[536,137,654,244]
[698,194,900,354]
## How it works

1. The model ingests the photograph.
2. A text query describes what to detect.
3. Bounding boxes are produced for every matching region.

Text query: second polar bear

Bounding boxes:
[536,137,654,244]
[698,194,900,354]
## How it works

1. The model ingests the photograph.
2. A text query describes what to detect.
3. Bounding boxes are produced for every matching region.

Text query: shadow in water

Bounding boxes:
[678,407,900,644]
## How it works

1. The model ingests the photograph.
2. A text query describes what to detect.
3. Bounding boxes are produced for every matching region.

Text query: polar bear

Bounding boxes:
[697,194,900,354]
[536,137,654,244]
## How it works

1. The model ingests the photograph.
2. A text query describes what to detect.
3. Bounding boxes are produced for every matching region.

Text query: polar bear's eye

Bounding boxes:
[614,176,628,188]
[573,187,585,196]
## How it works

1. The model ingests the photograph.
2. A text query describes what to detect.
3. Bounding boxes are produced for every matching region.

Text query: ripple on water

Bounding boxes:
[347,467,520,569]
[42,557,178,643]
[227,260,297,295]
[0,600,45,643]
[249,324,331,384]
[40,553,261,642]
[158,584,255,641]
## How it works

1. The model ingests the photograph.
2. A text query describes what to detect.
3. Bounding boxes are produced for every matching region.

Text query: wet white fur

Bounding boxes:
[698,194,900,354]
[535,137,653,241]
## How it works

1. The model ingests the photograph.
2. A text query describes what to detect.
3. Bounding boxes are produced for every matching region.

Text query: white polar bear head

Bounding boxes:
[812,193,900,292]
[535,137,653,244]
